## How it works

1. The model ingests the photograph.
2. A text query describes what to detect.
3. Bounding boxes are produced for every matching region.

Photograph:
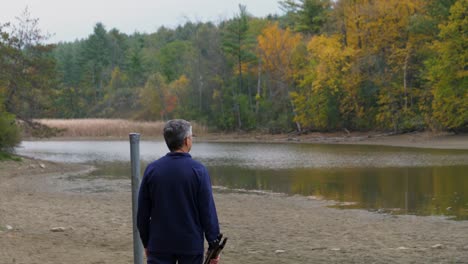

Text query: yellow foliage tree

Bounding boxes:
[169,75,190,117]
[292,35,356,130]
[140,73,167,120]
[258,22,302,83]
[257,22,303,131]
[333,0,427,130]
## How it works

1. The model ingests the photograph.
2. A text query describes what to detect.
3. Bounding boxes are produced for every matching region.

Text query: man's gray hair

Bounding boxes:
[163,119,192,152]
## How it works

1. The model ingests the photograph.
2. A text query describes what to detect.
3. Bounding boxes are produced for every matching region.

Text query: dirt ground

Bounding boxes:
[1,134,468,263]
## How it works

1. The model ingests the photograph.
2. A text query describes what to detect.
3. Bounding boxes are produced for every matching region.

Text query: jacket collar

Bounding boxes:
[167,152,191,158]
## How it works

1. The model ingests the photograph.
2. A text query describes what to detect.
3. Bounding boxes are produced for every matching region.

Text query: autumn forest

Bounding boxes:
[0,0,467,149]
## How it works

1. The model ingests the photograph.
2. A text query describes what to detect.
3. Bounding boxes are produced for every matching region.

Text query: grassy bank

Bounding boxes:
[0,151,21,161]
[34,119,208,138]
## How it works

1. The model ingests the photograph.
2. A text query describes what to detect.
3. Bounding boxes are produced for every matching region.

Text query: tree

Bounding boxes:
[280,0,331,34]
[189,22,225,118]
[329,0,427,131]
[107,28,128,71]
[127,34,146,86]
[425,0,467,131]
[80,22,111,104]
[0,93,20,151]
[140,73,168,120]
[221,4,257,129]
[421,0,457,37]
[1,8,57,120]
[157,40,194,82]
[54,41,83,88]
[108,67,128,91]
[139,72,194,121]
[257,22,303,132]
[0,24,20,150]
[292,35,355,130]
[168,75,190,118]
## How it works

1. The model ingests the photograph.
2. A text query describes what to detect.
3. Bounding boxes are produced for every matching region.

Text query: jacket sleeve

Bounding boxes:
[137,168,152,248]
[197,166,220,243]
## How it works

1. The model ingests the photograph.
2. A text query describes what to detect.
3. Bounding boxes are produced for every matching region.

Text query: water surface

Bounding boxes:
[16,141,468,220]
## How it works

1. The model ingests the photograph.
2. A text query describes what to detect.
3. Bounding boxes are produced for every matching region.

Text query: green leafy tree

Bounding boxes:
[51,86,87,118]
[425,0,467,131]
[280,0,331,34]
[421,0,457,37]
[54,41,83,88]
[108,28,129,71]
[1,8,56,120]
[80,22,111,103]
[157,40,194,82]
[127,34,146,86]
[189,22,225,118]
[0,23,20,149]
[0,95,20,151]
[221,4,257,129]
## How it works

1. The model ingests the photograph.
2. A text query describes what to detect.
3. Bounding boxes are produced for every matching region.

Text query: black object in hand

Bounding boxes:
[204,234,228,264]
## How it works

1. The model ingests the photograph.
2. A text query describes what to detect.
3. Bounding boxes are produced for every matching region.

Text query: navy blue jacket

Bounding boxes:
[137,152,220,255]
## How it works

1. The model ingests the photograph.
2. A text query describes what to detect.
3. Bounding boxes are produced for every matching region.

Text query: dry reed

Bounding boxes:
[35,119,208,138]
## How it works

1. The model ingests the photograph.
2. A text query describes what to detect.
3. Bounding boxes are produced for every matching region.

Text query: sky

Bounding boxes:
[0,0,282,43]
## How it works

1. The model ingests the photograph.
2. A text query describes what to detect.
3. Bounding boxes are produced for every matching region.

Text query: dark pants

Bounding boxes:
[147,253,203,264]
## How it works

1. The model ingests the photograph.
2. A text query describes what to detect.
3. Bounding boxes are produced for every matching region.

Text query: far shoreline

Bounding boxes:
[21,131,468,150]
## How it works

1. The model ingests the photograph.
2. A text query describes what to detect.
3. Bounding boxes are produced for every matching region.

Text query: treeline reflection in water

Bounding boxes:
[86,162,468,220]
[208,165,468,220]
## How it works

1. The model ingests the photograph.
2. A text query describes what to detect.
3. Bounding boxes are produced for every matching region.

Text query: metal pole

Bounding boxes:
[130,133,144,264]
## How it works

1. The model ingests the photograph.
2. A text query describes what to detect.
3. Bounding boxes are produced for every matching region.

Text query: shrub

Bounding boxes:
[0,111,21,151]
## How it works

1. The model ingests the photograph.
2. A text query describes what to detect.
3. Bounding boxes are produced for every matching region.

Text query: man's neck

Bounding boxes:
[174,148,189,153]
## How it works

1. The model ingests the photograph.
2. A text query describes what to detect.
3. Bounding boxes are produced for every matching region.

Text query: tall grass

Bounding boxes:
[35,119,208,138]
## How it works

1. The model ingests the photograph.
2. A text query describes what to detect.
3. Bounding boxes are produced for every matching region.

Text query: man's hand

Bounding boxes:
[209,255,220,264]
[145,248,149,257]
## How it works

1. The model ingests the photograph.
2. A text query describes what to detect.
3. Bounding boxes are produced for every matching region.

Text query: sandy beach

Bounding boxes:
[1,134,468,263]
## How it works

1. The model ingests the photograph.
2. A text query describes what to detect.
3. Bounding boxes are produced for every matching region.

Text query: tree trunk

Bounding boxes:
[285,82,301,133]
[403,46,410,111]
[199,74,203,112]
[236,35,243,130]
[256,59,262,116]
[198,51,203,112]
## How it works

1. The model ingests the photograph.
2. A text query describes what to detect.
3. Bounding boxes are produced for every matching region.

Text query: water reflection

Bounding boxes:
[81,162,468,220]
[209,165,468,220]
[15,141,468,220]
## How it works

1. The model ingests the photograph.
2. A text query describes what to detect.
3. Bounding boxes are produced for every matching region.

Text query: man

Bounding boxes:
[137,119,221,264]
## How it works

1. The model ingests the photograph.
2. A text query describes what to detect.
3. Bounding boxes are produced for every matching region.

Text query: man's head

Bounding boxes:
[163,119,192,152]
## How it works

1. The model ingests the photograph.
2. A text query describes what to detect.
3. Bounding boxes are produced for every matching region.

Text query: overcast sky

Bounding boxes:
[0,0,282,43]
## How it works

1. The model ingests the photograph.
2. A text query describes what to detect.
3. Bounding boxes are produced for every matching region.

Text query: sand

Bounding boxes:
[1,134,468,263]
